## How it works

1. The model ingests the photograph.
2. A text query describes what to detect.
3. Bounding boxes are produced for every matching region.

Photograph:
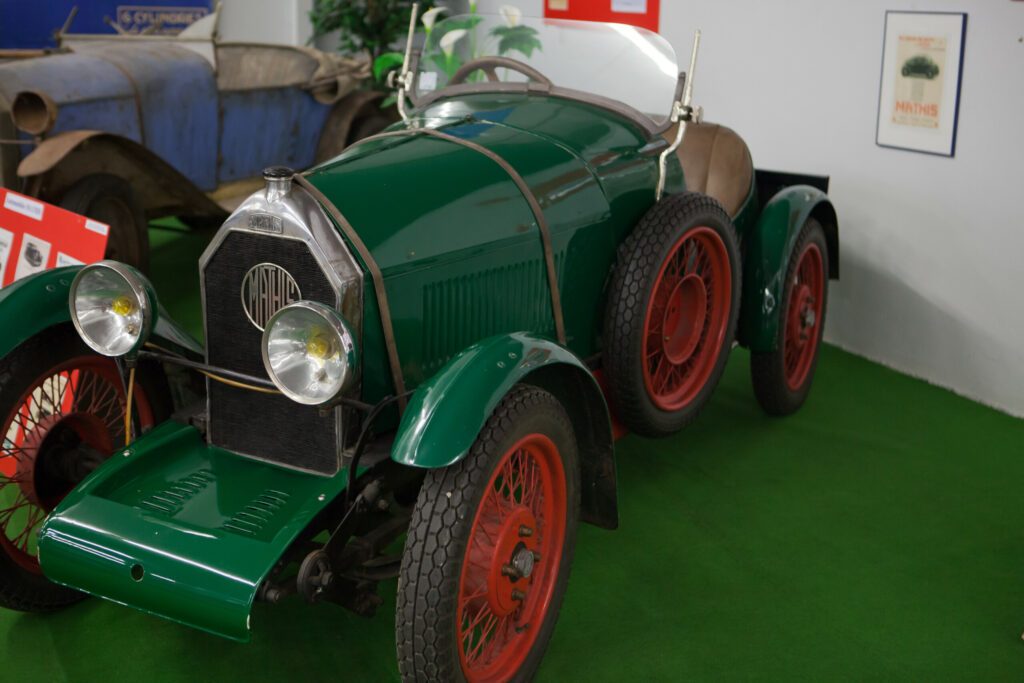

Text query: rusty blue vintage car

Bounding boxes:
[0,18,391,269]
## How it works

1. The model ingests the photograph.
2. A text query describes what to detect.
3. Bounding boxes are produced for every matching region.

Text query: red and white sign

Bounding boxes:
[0,188,109,287]
[544,0,660,33]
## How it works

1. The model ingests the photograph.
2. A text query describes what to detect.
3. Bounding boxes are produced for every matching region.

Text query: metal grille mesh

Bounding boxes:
[203,231,341,475]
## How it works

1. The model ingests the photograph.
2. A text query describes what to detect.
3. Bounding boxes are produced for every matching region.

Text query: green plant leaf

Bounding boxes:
[490,25,542,58]
[428,53,463,80]
[436,15,484,34]
[373,52,405,82]
[309,0,437,63]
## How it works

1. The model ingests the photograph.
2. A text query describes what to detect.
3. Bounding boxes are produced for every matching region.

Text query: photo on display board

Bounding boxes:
[876,11,967,156]
[0,228,13,276]
[13,233,51,281]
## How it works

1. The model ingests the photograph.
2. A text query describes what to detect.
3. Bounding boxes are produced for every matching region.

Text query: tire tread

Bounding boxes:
[396,385,579,683]
[750,218,830,416]
[604,192,742,436]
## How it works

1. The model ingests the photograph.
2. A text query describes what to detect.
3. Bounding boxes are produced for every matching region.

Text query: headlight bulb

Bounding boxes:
[262,302,358,405]
[69,261,155,357]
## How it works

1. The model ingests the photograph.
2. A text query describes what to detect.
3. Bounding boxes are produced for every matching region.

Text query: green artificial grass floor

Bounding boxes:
[3,223,1023,681]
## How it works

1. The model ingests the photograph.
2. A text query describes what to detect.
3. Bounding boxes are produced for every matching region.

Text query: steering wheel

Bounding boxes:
[448,56,553,88]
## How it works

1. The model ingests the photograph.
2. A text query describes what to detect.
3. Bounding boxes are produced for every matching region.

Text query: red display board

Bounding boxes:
[0,188,109,287]
[543,0,660,33]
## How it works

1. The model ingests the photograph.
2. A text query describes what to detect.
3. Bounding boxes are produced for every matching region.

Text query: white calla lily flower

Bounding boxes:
[500,5,522,28]
[421,7,447,33]
[440,29,468,58]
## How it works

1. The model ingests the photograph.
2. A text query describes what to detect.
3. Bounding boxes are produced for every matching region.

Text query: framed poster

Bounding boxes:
[876,11,967,157]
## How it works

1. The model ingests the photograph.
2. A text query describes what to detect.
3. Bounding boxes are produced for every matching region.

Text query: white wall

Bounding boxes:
[471,0,1024,417]
[219,0,313,45]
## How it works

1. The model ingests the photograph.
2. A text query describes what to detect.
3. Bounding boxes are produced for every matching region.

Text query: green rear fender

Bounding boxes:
[0,266,203,359]
[392,332,618,530]
[739,186,839,352]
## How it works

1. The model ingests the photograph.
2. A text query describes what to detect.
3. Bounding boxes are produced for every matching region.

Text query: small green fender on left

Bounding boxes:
[392,332,618,530]
[738,185,839,352]
[0,266,203,359]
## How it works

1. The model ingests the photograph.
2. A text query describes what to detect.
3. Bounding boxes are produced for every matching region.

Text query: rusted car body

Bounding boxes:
[0,23,387,268]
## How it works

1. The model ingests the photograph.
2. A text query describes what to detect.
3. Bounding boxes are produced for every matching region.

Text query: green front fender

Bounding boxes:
[393,332,605,469]
[392,332,618,528]
[739,186,838,352]
[0,266,203,358]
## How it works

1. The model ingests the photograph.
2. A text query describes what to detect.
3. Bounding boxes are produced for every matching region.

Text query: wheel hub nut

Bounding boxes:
[511,546,536,579]
[802,308,816,328]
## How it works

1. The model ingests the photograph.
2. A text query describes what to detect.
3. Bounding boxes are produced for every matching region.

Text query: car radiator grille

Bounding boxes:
[202,231,342,475]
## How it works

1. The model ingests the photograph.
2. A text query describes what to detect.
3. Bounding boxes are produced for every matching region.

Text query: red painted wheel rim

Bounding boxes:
[642,227,732,411]
[0,356,154,574]
[457,433,567,682]
[783,242,825,390]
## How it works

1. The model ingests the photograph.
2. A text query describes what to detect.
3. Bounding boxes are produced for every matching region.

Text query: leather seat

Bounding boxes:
[662,122,754,217]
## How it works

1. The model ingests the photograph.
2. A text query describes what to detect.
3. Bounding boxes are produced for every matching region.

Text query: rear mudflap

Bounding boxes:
[38,421,349,641]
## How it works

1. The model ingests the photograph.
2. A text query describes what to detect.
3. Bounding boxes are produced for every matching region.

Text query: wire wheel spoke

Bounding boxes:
[0,355,153,572]
[457,431,567,679]
[783,242,825,390]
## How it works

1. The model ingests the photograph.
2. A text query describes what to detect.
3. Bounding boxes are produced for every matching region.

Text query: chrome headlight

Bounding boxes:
[69,261,155,357]
[262,301,358,405]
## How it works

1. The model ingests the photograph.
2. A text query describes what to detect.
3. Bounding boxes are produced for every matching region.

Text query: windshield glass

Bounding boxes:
[412,13,679,125]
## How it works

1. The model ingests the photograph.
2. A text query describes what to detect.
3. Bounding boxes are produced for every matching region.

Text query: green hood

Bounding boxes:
[305,93,660,399]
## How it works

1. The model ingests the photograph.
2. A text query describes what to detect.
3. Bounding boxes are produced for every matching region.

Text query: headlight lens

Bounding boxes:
[69,261,155,357]
[262,301,358,405]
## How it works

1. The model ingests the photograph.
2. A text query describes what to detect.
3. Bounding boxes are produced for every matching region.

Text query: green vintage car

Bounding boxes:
[0,11,838,682]
[902,54,940,79]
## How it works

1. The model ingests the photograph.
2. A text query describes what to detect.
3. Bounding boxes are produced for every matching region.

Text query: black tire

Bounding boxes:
[750,218,830,416]
[603,192,742,437]
[349,111,394,144]
[59,174,149,271]
[179,214,226,231]
[396,385,580,683]
[0,325,171,612]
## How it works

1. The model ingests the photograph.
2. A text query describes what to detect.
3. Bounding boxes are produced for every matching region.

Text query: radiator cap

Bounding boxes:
[263,166,295,180]
[263,166,294,196]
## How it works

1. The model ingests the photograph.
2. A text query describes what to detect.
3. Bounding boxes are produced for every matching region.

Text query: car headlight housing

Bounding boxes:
[69,261,156,357]
[262,301,358,405]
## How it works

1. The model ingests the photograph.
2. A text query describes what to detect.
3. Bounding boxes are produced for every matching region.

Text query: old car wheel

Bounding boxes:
[349,111,395,145]
[60,174,149,271]
[750,218,830,416]
[0,326,164,611]
[604,192,741,437]
[396,385,579,683]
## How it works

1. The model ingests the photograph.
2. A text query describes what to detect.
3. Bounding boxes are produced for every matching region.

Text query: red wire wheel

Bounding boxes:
[750,218,831,416]
[0,356,154,575]
[457,433,567,681]
[783,242,825,391]
[604,193,741,436]
[396,386,579,683]
[642,226,732,411]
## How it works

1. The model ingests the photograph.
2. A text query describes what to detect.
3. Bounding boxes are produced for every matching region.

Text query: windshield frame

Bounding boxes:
[404,14,683,137]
